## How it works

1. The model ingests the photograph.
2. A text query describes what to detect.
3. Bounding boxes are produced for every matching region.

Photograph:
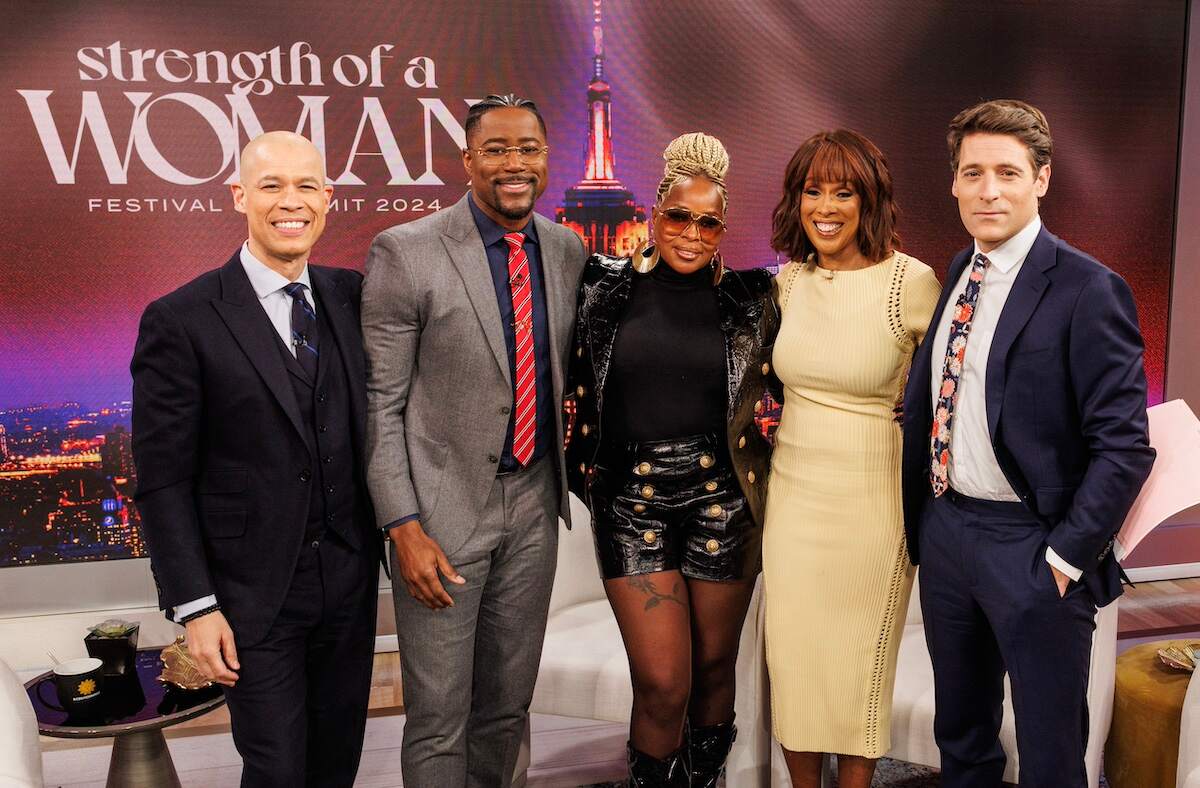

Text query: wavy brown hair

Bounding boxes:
[770,129,900,264]
[947,99,1052,173]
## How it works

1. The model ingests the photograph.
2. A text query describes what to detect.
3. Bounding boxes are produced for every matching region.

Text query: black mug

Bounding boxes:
[36,657,104,715]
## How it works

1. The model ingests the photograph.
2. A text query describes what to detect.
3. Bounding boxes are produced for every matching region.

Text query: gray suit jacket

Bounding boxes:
[361,194,587,555]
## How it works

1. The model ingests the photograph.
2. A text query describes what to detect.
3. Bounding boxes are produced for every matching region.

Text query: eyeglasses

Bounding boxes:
[657,206,727,243]
[469,145,550,164]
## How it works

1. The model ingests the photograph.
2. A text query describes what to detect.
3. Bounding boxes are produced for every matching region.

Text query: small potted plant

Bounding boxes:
[85,618,139,676]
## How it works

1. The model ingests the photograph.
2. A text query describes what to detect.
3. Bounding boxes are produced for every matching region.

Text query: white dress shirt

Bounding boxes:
[174,243,316,623]
[928,215,1082,580]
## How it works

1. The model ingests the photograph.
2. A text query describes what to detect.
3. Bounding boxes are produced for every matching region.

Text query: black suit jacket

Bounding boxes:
[131,251,376,647]
[901,227,1155,606]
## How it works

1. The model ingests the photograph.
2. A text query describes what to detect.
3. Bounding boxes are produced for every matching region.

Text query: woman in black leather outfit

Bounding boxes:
[564,132,779,788]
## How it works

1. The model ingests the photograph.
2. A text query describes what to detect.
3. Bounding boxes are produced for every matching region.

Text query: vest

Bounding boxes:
[279,304,362,549]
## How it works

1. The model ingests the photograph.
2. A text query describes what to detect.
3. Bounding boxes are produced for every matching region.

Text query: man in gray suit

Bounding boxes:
[361,94,587,787]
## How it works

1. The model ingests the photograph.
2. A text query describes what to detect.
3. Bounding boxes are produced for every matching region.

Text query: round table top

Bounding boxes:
[1114,639,1198,704]
[24,647,225,738]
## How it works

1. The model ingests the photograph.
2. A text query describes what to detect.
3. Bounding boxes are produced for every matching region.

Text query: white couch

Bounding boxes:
[0,657,43,788]
[528,493,772,785]
[1180,667,1200,788]
[529,498,1118,788]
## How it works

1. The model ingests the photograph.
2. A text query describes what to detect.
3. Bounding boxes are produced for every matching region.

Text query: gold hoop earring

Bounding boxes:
[711,251,725,286]
[632,241,659,274]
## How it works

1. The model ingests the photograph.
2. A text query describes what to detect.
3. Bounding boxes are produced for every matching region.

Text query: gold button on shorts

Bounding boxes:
[708,504,722,517]
[706,538,720,554]
[643,531,657,545]
[641,484,655,500]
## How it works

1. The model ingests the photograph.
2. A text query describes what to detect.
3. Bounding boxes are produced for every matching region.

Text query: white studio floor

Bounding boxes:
[40,713,629,788]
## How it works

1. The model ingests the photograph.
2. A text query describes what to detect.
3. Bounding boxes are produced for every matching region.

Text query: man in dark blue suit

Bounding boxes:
[901,100,1155,787]
[132,132,378,787]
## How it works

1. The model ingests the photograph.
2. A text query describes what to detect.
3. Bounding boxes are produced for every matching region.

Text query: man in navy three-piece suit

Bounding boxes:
[901,100,1155,787]
[132,132,378,787]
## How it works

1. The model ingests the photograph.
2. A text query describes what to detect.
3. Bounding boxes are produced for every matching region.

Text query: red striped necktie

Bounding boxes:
[504,232,536,465]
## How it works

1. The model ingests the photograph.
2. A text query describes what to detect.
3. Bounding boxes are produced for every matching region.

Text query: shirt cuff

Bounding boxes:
[382,514,420,532]
[174,595,218,624]
[1045,546,1083,582]
[1114,538,1128,562]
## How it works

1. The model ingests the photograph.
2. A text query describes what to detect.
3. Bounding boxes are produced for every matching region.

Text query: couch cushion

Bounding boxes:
[0,657,43,787]
[531,600,633,723]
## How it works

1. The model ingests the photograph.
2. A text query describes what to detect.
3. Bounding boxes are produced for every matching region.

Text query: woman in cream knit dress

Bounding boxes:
[763,130,940,788]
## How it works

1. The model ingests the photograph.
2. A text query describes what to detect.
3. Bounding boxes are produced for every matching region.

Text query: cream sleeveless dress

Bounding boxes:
[763,252,940,757]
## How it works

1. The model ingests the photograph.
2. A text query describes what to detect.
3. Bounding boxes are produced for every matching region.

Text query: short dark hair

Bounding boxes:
[771,129,900,264]
[463,94,546,145]
[947,99,1052,172]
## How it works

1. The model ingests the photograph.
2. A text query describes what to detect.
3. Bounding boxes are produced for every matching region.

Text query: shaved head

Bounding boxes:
[238,130,326,185]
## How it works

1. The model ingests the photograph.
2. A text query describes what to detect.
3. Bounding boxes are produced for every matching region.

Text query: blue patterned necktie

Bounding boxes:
[929,252,990,496]
[283,282,319,381]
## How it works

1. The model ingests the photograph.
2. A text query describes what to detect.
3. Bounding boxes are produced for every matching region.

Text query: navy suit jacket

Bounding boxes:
[901,226,1155,606]
[131,252,377,647]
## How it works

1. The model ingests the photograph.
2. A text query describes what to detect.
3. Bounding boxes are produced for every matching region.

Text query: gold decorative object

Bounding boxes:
[1157,643,1199,672]
[88,618,137,638]
[158,636,214,690]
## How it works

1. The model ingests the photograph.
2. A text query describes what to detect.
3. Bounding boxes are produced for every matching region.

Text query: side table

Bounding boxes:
[25,647,225,787]
[1106,639,1198,788]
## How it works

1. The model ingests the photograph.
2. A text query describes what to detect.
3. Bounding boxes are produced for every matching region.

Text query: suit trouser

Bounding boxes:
[223,532,378,788]
[392,455,558,788]
[918,490,1096,788]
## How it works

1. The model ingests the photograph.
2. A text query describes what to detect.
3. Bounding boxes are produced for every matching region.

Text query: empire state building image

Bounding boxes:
[557,0,648,257]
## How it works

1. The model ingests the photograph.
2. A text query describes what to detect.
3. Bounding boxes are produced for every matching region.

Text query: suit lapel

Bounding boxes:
[533,213,573,405]
[211,253,315,459]
[985,227,1056,440]
[310,266,367,451]
[443,196,512,386]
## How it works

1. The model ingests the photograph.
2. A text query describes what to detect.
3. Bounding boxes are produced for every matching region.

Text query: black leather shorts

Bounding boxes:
[588,433,761,581]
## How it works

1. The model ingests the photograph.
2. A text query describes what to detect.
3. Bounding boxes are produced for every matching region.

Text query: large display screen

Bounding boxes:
[0,1,1185,567]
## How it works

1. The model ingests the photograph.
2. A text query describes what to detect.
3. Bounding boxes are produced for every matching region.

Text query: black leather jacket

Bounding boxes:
[564,254,780,527]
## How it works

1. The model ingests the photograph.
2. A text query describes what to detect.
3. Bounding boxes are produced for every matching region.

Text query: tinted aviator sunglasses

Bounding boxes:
[657,206,727,243]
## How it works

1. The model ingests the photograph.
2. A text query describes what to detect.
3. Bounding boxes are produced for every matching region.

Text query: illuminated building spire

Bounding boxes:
[558,0,647,256]
[583,0,616,183]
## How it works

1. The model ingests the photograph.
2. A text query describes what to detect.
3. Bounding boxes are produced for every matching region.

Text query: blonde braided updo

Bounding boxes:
[655,132,729,210]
